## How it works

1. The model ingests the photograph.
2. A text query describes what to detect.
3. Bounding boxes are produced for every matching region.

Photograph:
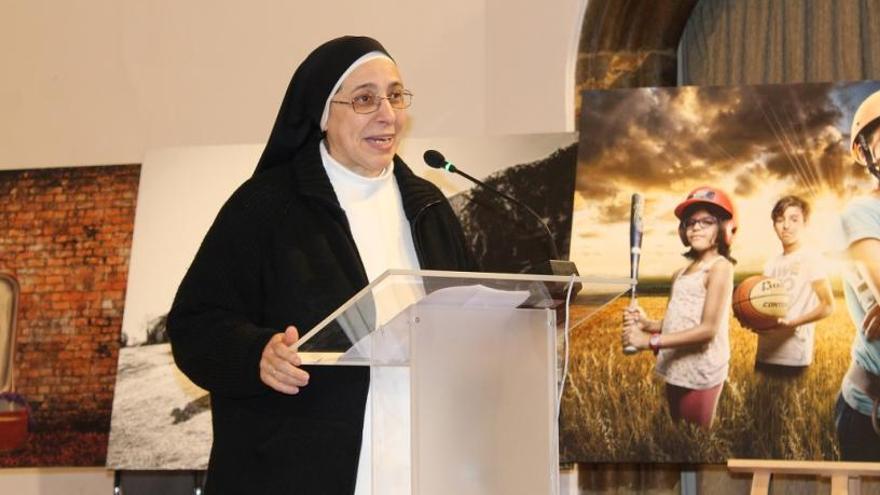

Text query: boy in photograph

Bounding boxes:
[754,195,834,375]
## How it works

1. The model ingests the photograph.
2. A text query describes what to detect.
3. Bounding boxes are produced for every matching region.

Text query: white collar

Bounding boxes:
[320,140,394,200]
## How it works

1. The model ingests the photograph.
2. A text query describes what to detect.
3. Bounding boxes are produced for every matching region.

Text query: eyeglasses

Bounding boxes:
[330,89,413,114]
[683,216,718,230]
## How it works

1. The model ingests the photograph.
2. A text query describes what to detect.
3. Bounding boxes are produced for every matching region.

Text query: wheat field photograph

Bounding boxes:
[560,289,853,463]
[565,81,880,463]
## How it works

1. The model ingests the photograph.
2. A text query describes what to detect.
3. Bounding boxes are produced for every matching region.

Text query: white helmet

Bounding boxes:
[850,90,880,165]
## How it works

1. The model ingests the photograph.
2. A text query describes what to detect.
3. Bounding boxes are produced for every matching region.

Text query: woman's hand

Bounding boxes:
[259,326,310,394]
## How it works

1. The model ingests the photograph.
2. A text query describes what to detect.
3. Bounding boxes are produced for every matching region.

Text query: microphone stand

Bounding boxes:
[425,151,580,301]
[452,167,562,262]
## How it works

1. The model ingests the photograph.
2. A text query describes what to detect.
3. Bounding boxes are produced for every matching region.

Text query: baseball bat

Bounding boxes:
[624,193,644,355]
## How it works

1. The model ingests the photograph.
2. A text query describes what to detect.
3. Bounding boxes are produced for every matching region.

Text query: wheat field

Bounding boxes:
[560,295,855,463]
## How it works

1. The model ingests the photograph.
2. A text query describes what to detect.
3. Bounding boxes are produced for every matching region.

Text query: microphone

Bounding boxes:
[423,149,561,261]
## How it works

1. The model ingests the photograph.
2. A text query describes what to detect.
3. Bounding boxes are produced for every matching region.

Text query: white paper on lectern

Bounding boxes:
[419,284,530,308]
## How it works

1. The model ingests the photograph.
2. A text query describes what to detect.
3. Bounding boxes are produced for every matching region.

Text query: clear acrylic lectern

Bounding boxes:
[296,270,630,495]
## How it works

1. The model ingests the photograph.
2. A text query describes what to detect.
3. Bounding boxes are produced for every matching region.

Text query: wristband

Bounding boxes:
[649,333,661,355]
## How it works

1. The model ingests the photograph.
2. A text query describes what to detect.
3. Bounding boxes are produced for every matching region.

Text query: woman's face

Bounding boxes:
[325,58,408,177]
[684,208,719,251]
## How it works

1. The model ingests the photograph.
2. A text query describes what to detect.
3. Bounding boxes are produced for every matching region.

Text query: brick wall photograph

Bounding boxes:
[0,164,140,466]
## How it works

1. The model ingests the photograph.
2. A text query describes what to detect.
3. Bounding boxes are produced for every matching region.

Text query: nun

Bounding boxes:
[166,36,476,494]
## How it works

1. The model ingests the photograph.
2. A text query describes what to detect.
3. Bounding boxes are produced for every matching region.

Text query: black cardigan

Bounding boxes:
[167,142,476,494]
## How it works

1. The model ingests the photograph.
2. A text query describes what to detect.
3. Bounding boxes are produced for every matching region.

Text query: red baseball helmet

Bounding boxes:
[675,186,737,246]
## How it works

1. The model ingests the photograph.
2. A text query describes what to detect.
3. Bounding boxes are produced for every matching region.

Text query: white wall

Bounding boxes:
[0,0,584,170]
[486,0,585,134]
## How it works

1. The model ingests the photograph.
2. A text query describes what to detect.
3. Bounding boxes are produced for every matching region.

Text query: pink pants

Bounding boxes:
[665,382,724,428]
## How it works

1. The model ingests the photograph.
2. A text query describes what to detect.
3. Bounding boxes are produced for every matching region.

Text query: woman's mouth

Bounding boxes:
[365,135,395,150]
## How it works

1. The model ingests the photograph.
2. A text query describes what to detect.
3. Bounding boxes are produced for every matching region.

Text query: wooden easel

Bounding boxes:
[728,459,880,495]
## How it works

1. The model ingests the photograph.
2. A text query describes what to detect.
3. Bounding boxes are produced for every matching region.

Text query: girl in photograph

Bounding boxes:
[623,186,736,428]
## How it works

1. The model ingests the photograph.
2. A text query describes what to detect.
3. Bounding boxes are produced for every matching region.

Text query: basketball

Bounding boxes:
[732,275,789,332]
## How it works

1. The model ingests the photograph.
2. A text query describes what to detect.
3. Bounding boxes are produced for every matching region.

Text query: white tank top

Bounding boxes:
[654,257,731,390]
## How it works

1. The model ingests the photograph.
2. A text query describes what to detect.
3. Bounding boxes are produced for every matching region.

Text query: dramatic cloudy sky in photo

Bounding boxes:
[571,81,880,278]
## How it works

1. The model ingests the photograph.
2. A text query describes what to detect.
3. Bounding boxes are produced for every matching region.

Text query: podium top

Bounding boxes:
[295,270,631,366]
